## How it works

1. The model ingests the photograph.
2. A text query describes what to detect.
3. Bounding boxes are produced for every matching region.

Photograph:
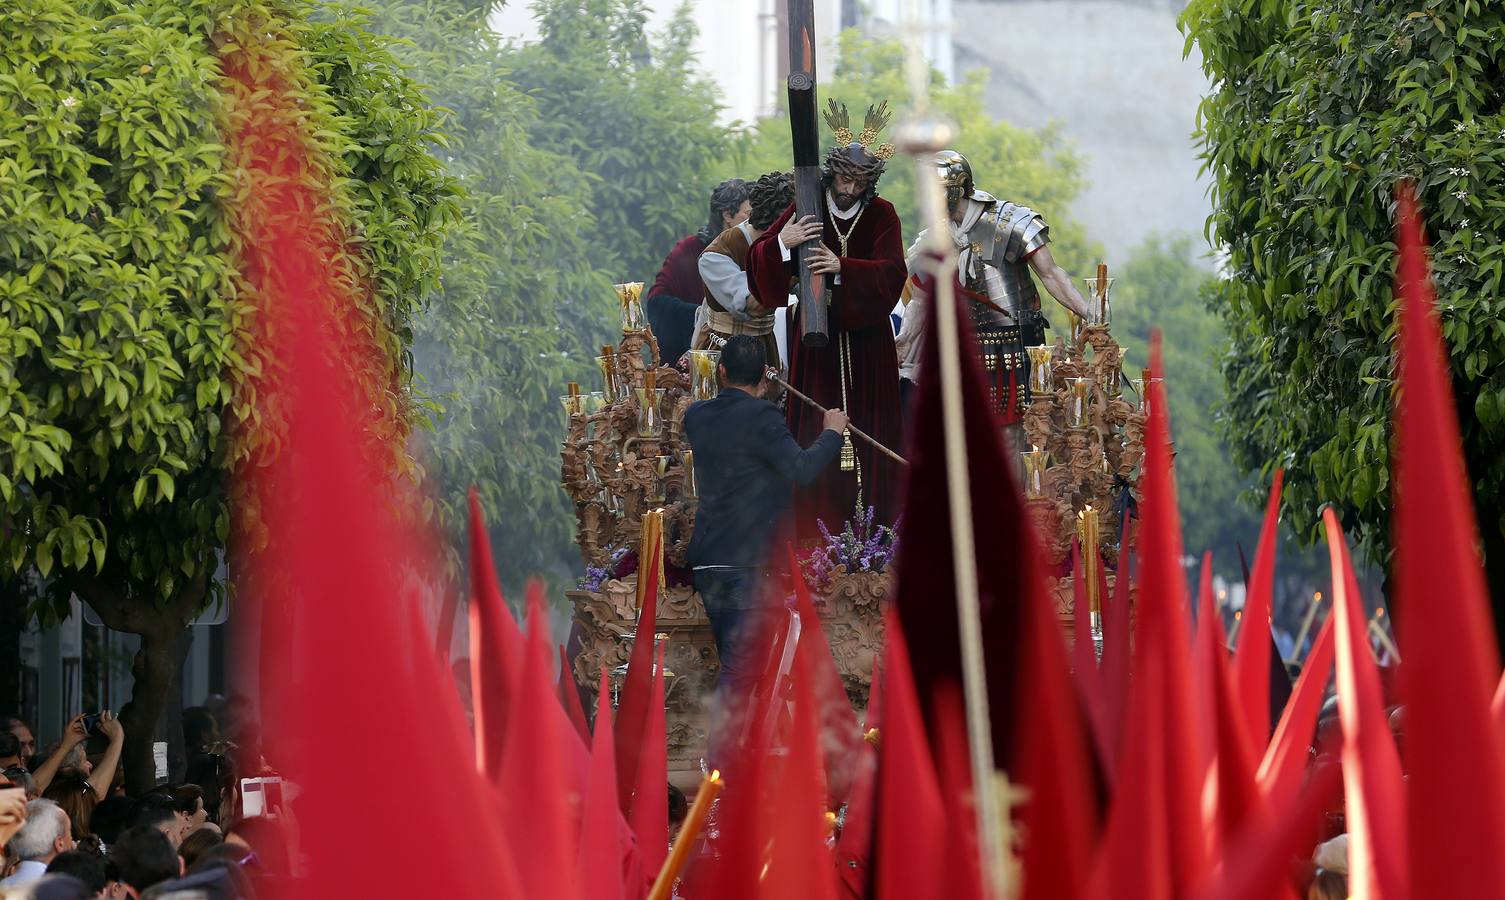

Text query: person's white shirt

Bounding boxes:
[0,858,50,888]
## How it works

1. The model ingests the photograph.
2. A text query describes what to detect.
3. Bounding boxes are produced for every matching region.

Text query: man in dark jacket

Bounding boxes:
[683,336,847,759]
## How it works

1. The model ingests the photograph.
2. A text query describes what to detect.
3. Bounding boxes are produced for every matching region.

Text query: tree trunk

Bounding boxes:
[69,572,206,796]
[119,627,182,793]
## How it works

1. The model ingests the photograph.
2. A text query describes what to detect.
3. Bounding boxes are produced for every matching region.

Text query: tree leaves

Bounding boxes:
[1182,0,1505,565]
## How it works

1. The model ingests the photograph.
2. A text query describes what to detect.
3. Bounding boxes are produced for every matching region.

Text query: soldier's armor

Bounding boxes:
[961,191,1049,342]
[957,191,1050,418]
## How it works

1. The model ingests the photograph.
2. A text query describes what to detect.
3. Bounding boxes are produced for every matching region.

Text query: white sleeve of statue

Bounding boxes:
[698,250,752,317]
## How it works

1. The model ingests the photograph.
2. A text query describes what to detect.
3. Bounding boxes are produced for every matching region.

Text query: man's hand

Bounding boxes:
[822,408,850,434]
[779,214,822,249]
[98,711,123,743]
[806,244,841,276]
[63,713,89,747]
[0,788,27,847]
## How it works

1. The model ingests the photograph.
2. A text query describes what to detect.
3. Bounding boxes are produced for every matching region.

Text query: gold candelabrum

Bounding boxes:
[1020,269,1146,609]
[561,320,695,571]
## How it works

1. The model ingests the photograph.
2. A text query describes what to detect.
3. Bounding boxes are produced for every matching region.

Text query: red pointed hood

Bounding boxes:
[1392,184,1505,898]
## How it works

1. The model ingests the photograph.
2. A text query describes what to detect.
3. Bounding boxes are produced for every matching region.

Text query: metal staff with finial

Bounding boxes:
[894,1,1011,895]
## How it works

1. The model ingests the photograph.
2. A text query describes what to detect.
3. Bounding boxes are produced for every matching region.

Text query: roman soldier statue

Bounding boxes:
[896,149,1091,424]
[746,102,906,536]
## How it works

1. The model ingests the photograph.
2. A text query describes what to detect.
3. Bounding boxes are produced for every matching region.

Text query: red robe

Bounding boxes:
[746,198,905,537]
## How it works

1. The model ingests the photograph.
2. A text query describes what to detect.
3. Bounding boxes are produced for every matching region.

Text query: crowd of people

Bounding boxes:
[0,705,288,899]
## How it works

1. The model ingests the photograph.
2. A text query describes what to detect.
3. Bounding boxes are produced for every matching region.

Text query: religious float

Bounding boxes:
[559,276,1145,783]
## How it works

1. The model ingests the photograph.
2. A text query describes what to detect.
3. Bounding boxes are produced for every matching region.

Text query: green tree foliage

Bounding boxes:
[736,31,1100,277]
[1112,235,1263,576]
[362,0,613,592]
[503,0,733,282]
[1181,0,1505,607]
[0,0,460,787]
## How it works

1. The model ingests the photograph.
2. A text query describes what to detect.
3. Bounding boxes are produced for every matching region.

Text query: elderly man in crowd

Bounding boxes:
[0,799,74,888]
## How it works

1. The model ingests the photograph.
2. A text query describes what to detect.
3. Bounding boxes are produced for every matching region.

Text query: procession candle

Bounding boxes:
[1369,608,1401,662]
[1078,506,1101,621]
[647,770,725,900]
[618,281,647,333]
[1021,447,1048,499]
[1067,377,1091,427]
[1292,591,1323,660]
[682,450,696,499]
[1027,345,1053,394]
[600,345,619,399]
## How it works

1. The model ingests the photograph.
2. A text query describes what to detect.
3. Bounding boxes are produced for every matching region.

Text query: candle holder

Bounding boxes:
[1081,276,1115,326]
[617,281,647,333]
[596,354,624,401]
[1022,447,1048,499]
[1066,377,1091,427]
[636,387,667,438]
[1027,345,1053,395]
[560,393,585,418]
[688,349,720,402]
[648,455,670,504]
[1063,309,1084,347]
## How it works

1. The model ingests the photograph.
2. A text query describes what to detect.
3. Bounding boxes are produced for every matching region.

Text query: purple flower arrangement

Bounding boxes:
[800,507,899,593]
[579,547,630,593]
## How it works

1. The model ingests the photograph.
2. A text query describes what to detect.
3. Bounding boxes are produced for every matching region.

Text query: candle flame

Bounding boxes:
[1377,607,1386,618]
[709,770,721,783]
[1234,611,1242,620]
[1314,591,1323,602]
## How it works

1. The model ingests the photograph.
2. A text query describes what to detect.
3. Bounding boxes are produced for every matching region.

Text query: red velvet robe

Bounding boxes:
[746,198,906,537]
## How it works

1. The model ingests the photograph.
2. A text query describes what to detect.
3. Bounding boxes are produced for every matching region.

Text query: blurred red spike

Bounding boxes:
[1323,510,1407,900]
[1392,183,1505,898]
[1130,331,1207,892]
[560,645,591,745]
[874,608,947,900]
[493,556,582,898]
[1258,612,1336,811]
[630,642,669,891]
[616,538,663,814]
[1207,601,1261,859]
[1185,759,1342,900]
[580,670,625,900]
[1191,552,1221,783]
[786,543,862,805]
[932,685,987,900]
[1232,470,1283,755]
[1100,512,1134,760]
[467,491,524,779]
[1087,638,1171,900]
[763,669,839,900]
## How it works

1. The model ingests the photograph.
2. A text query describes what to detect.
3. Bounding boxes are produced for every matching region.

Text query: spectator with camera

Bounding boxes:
[33,713,122,801]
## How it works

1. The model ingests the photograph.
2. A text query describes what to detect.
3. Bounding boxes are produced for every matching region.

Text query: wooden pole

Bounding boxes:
[786,0,829,347]
[766,369,908,466]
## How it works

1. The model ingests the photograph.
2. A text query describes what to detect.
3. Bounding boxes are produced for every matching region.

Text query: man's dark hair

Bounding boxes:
[89,795,135,844]
[748,171,795,231]
[170,783,203,817]
[181,707,217,752]
[0,729,19,761]
[720,336,765,388]
[131,793,177,830]
[667,783,688,827]
[698,178,750,242]
[184,753,236,826]
[108,826,179,893]
[47,850,109,892]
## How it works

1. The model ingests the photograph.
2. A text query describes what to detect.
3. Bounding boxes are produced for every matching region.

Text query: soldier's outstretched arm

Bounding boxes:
[1027,245,1092,319]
